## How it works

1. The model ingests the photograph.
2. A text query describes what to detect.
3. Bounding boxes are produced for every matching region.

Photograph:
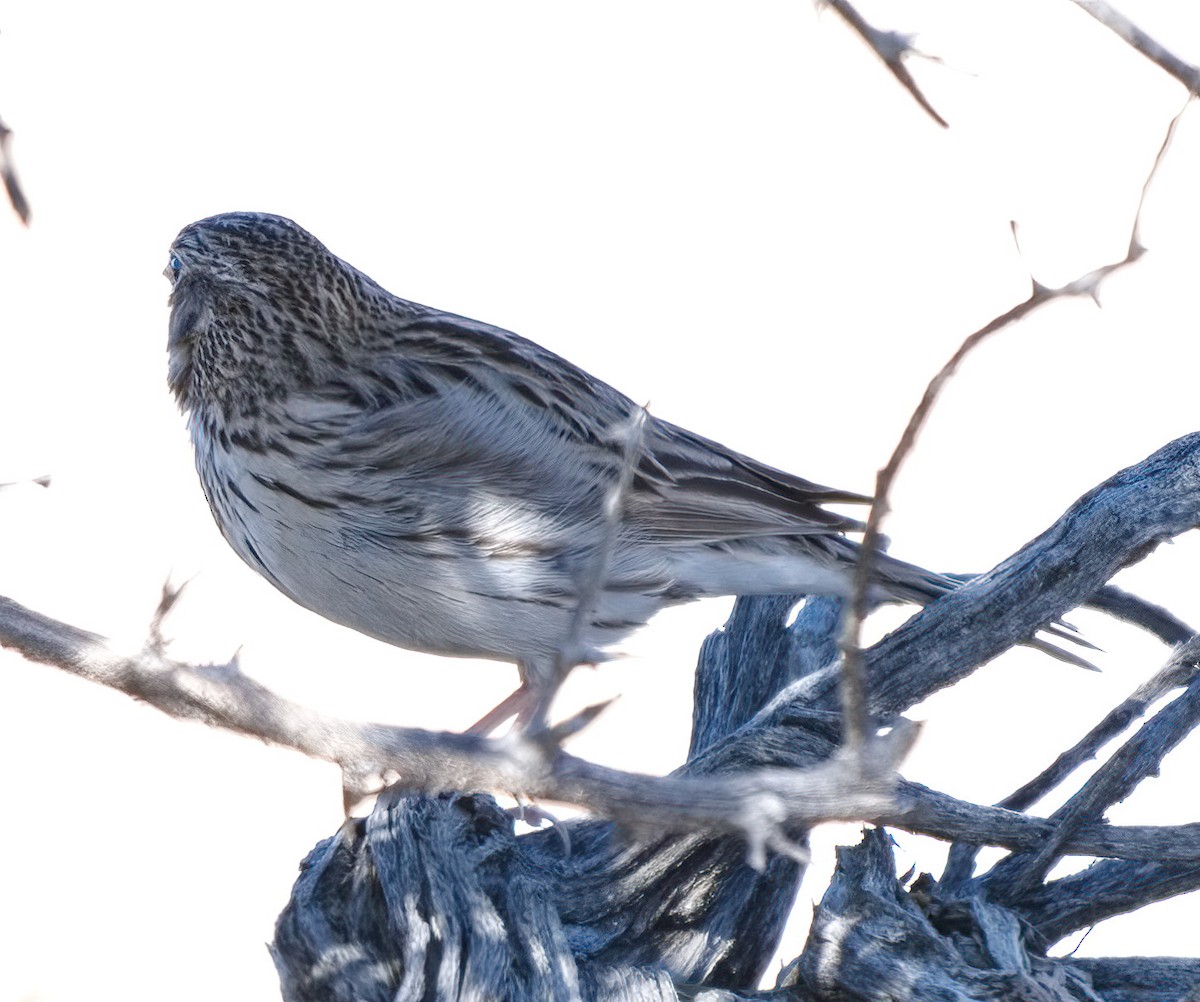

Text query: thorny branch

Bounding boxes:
[821,0,948,128]
[0,590,911,861]
[8,413,1183,885]
[5,8,1200,996]
[825,0,1200,133]
[467,405,650,739]
[838,105,1184,760]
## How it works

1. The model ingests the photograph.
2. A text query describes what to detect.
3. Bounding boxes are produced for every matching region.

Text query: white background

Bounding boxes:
[1,2,1198,999]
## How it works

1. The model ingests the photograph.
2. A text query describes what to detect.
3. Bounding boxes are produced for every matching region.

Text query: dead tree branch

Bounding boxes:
[0,591,912,851]
[5,431,1199,859]
[986,638,1200,899]
[1083,583,1195,645]
[1072,0,1200,92]
[943,635,1200,888]
[1021,857,1200,948]
[821,0,948,128]
[787,830,1200,1002]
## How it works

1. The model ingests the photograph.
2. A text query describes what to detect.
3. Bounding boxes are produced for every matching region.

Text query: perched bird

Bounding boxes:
[165,212,957,730]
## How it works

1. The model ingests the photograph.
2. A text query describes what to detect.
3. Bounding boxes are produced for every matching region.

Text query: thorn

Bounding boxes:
[822,1,948,127]
[0,474,52,491]
[545,696,619,744]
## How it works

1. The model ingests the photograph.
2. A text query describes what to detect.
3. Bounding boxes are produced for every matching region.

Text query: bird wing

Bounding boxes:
[626,417,869,543]
[293,307,868,544]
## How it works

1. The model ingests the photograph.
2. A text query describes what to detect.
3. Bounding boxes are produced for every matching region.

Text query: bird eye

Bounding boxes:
[170,255,182,272]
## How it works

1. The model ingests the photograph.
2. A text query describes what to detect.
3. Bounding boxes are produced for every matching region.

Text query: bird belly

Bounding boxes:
[193,437,666,667]
[665,538,856,599]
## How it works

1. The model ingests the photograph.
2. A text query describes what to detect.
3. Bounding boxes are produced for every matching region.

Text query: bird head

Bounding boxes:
[164,211,365,412]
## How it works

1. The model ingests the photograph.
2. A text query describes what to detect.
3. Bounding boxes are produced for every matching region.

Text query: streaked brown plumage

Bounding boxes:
[166,211,958,729]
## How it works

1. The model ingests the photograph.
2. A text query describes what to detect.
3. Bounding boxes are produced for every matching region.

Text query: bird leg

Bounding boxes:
[465,682,541,736]
[465,661,573,737]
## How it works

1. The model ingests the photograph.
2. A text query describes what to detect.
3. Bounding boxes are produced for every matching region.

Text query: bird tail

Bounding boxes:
[856,543,1100,671]
[863,547,957,606]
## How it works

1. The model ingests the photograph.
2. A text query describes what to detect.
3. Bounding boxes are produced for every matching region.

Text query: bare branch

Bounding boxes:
[1084,583,1195,646]
[987,640,1200,899]
[943,636,1200,887]
[821,0,948,127]
[1021,857,1200,947]
[943,574,1195,643]
[888,780,1200,863]
[1001,636,1200,814]
[761,433,1200,734]
[0,593,911,852]
[856,431,1200,718]
[554,406,648,685]
[839,108,1182,728]
[1071,0,1200,93]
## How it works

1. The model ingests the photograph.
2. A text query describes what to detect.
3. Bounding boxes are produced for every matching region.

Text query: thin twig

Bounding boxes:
[821,0,949,127]
[0,475,51,490]
[839,106,1184,759]
[556,405,648,681]
[1001,636,1200,814]
[1071,0,1200,93]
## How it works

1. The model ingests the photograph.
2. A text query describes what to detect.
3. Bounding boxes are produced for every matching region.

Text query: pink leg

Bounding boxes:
[466,683,539,736]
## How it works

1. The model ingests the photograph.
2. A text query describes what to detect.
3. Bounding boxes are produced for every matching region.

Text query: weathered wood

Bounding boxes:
[943,636,1200,890]
[986,652,1200,901]
[1070,957,1200,1002]
[856,432,1200,717]
[791,829,1100,1001]
[789,830,1200,1002]
[271,596,847,1001]
[1019,858,1200,949]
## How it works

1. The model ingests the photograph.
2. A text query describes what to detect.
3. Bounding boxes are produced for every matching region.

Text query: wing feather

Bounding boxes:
[292,307,868,545]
